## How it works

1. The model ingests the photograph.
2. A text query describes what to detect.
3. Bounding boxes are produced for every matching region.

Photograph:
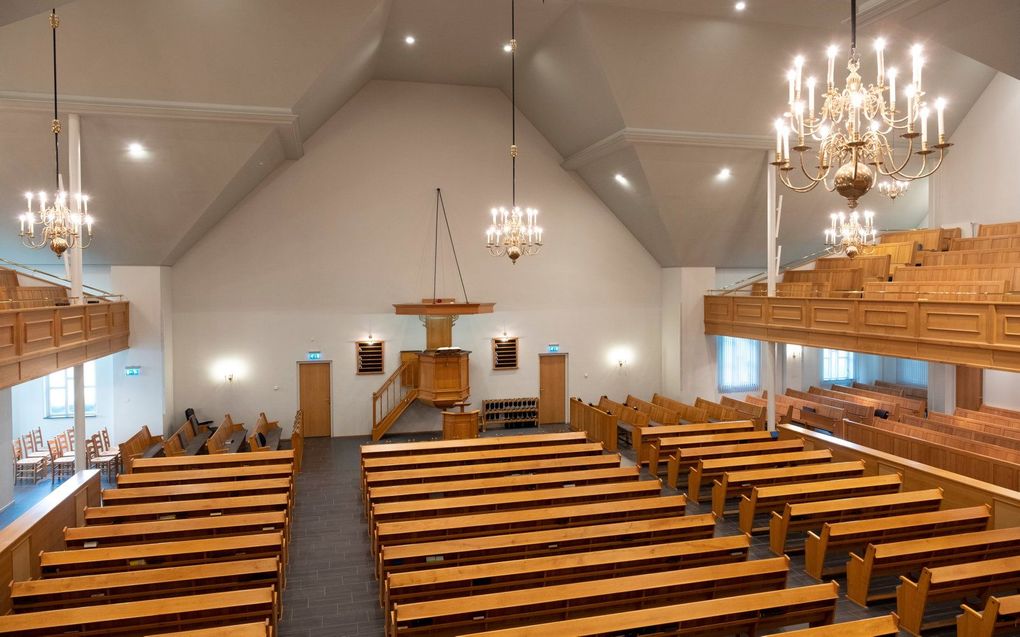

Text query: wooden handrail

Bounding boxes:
[372,361,418,436]
[373,362,409,401]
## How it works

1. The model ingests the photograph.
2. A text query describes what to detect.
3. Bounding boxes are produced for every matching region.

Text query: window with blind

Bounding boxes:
[716,336,760,393]
[821,349,855,382]
[896,358,928,387]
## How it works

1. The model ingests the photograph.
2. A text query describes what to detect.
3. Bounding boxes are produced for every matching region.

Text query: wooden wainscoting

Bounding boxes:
[705,295,1020,372]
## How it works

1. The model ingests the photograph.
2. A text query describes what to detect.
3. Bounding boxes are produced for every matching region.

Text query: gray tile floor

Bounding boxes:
[281,428,959,636]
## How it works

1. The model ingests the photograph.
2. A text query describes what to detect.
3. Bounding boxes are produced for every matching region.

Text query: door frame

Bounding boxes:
[296,360,334,438]
[538,352,568,425]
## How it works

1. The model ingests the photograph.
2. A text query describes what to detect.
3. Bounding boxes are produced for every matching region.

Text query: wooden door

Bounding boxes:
[539,354,567,425]
[299,362,332,437]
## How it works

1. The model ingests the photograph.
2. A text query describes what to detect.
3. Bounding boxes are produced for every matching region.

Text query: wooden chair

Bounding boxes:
[958,593,1020,637]
[13,439,46,484]
[23,429,48,459]
[87,434,120,480]
[47,438,75,484]
[846,525,1020,606]
[898,556,1020,636]
[100,427,121,469]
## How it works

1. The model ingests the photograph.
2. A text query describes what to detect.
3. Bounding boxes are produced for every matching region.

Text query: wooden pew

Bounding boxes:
[921,247,1020,267]
[784,267,864,295]
[816,253,892,280]
[117,464,294,488]
[694,397,741,421]
[384,535,748,613]
[685,448,832,495]
[744,394,795,426]
[924,411,1020,438]
[625,394,680,425]
[803,505,992,581]
[101,477,293,507]
[151,623,271,637]
[898,414,1020,453]
[648,428,770,476]
[40,532,285,578]
[787,389,874,424]
[951,235,1020,251]
[119,425,164,472]
[976,403,1020,421]
[378,514,715,592]
[893,263,1020,291]
[164,418,212,456]
[366,466,639,513]
[720,396,767,428]
[871,240,922,269]
[651,393,708,423]
[956,406,1020,429]
[84,493,290,525]
[874,380,928,400]
[373,495,686,555]
[248,412,283,451]
[880,227,959,251]
[978,221,1020,236]
[829,383,925,417]
[290,409,303,473]
[456,582,839,637]
[898,556,1020,636]
[596,396,649,448]
[711,461,865,517]
[569,398,617,451]
[751,281,820,297]
[130,449,294,473]
[388,557,790,636]
[750,393,843,432]
[363,454,622,504]
[809,386,895,419]
[666,439,806,489]
[958,593,1020,637]
[768,615,900,636]
[65,511,289,548]
[737,473,902,535]
[12,557,281,613]
[846,525,1020,606]
[360,432,586,463]
[770,488,943,557]
[0,588,276,636]
[633,421,755,465]
[369,480,662,532]
[207,415,247,454]
[362,443,605,489]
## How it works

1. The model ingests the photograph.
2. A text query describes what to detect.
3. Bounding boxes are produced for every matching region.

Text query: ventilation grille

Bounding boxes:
[356,341,384,374]
[492,337,519,370]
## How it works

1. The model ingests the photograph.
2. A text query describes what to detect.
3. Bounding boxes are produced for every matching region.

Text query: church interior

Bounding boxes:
[0,0,1019,635]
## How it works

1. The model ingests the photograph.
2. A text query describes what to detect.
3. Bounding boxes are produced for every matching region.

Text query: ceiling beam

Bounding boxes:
[563,127,773,170]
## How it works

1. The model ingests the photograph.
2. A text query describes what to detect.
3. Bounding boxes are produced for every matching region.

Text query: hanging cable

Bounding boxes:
[850,0,857,52]
[510,0,516,207]
[51,9,60,191]
[438,189,470,303]
[432,188,440,301]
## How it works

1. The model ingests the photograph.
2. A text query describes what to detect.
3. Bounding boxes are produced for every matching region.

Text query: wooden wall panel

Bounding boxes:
[956,365,984,411]
[20,353,57,380]
[56,346,87,369]
[858,302,915,338]
[733,297,767,324]
[767,301,808,327]
[704,296,734,322]
[809,299,855,332]
[57,308,85,346]
[0,315,16,364]
[919,304,992,343]
[86,305,111,339]
[20,310,55,355]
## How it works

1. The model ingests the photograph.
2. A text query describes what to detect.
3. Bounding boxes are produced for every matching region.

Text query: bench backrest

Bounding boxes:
[651,394,708,423]
[881,227,959,251]
[625,394,680,425]
[816,253,892,279]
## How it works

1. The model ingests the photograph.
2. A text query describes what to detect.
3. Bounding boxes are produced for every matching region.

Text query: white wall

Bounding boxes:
[171,81,662,437]
[661,268,716,403]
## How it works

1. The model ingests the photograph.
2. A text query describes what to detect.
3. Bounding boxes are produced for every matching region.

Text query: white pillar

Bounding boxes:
[764,160,778,431]
[68,113,86,472]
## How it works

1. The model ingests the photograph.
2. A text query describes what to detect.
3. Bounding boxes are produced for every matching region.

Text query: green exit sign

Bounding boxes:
[307,351,322,361]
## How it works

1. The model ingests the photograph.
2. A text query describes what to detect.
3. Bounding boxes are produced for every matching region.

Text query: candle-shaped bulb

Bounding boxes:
[806,76,816,116]
[920,106,929,144]
[786,69,796,105]
[887,68,897,111]
[873,38,886,52]
[38,191,47,205]
[935,97,946,138]
[826,44,838,86]
[793,55,804,98]
[874,38,886,84]
[911,44,923,89]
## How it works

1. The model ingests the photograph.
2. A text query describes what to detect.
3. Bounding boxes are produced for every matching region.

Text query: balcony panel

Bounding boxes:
[732,297,767,325]
[767,301,809,327]
[919,303,992,343]
[21,310,57,355]
[994,305,1020,347]
[808,299,856,333]
[858,302,916,338]
[57,346,87,369]
[58,307,86,346]
[705,296,734,322]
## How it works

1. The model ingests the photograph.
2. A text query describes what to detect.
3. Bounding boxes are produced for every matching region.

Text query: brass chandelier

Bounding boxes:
[772,0,951,210]
[878,179,909,199]
[825,209,876,258]
[485,0,543,264]
[18,10,94,257]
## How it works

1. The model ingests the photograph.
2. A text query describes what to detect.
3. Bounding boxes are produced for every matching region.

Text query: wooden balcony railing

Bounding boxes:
[704,294,1020,372]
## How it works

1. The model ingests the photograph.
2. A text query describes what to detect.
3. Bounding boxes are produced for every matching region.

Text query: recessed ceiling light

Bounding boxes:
[503,42,513,53]
[717,167,732,180]
[127,142,147,158]
[404,35,416,45]
[614,173,630,187]
[735,1,747,11]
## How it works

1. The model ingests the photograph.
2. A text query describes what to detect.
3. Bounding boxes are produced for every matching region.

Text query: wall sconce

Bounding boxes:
[225,372,235,383]
[608,346,633,369]
[787,344,803,361]
[211,357,247,384]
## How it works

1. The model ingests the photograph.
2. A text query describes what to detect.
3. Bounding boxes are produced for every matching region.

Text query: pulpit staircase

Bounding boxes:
[371,361,419,441]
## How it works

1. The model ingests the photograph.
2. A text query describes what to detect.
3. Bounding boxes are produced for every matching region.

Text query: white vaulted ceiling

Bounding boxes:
[0,0,1012,267]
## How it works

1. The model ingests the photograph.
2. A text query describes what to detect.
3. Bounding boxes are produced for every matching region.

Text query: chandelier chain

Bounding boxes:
[510,0,516,207]
[51,8,59,192]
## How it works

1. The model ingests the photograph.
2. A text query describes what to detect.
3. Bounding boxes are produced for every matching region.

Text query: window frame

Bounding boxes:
[821,348,856,383]
[716,336,761,394]
[44,362,98,419]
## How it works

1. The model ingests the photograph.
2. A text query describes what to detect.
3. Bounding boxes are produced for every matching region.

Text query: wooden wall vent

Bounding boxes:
[492,337,519,370]
[356,341,385,375]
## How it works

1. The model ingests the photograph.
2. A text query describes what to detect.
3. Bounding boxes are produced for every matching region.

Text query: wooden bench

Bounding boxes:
[12,557,281,613]
[893,263,1020,291]
[40,532,285,579]
[370,480,662,533]
[720,396,767,428]
[65,511,289,548]
[871,240,921,270]
[647,427,768,476]
[248,412,283,451]
[751,281,827,297]
[378,513,714,594]
[383,534,749,613]
[101,477,293,507]
[0,588,276,636]
[951,235,1020,251]
[569,398,617,451]
[117,464,294,488]
[130,449,294,473]
[373,494,686,555]
[84,493,290,525]
[847,526,1020,607]
[164,419,212,457]
[875,380,928,400]
[666,439,806,489]
[771,487,943,556]
[120,425,164,472]
[625,394,680,425]
[738,473,902,536]
[788,388,874,424]
[651,393,708,423]
[809,386,895,419]
[360,432,586,463]
[978,221,1020,236]
[685,448,832,495]
[456,582,839,637]
[816,254,893,280]
[388,557,790,636]
[694,397,742,421]
[633,421,755,465]
[881,226,959,251]
[597,396,650,447]
[766,615,900,636]
[150,622,271,637]
[362,443,605,488]
[804,505,992,581]
[898,556,1020,636]
[760,391,845,432]
[829,383,925,417]
[366,466,639,513]
[207,415,247,454]
[864,279,1009,301]
[958,593,1020,637]
[711,460,865,518]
